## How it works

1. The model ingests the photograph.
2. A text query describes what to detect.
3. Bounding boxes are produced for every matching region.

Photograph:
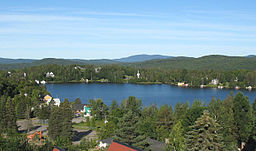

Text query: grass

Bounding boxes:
[72,122,89,130]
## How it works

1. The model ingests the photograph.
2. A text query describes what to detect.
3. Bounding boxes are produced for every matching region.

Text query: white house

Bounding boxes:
[47,98,61,106]
[41,80,46,84]
[200,85,205,88]
[24,72,27,77]
[246,86,252,90]
[35,80,40,84]
[46,72,55,78]
[98,138,113,148]
[178,82,184,87]
[137,70,140,78]
[210,79,219,85]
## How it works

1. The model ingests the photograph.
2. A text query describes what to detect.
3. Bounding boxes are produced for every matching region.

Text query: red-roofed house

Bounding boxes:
[107,140,141,151]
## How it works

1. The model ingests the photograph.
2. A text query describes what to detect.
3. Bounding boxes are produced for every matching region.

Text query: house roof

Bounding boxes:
[147,138,167,151]
[44,95,52,101]
[53,146,66,151]
[107,140,142,151]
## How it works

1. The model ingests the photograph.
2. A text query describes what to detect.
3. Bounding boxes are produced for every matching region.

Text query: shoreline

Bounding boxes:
[45,81,255,91]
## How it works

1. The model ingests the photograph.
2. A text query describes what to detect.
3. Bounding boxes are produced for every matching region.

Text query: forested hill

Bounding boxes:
[0,58,118,70]
[1,55,256,70]
[129,55,256,70]
[0,57,35,64]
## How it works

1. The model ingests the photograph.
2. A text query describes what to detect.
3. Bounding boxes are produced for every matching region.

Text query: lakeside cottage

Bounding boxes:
[46,72,55,78]
[210,79,219,85]
[44,95,52,102]
[178,82,188,87]
[47,98,61,106]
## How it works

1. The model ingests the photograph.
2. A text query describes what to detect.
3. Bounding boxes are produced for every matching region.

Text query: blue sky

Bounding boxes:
[0,0,255,59]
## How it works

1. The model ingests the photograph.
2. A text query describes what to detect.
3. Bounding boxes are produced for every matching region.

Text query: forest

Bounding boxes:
[0,71,256,151]
[2,63,256,89]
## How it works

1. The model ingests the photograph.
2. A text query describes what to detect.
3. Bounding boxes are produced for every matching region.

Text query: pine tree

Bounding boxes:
[169,120,185,151]
[114,110,149,150]
[60,100,73,141]
[252,99,256,141]
[48,106,62,140]
[186,110,224,151]
[233,92,253,148]
[0,96,7,133]
[207,95,237,150]
[5,98,17,135]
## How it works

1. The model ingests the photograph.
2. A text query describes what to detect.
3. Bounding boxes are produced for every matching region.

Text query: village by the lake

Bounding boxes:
[1,0,256,151]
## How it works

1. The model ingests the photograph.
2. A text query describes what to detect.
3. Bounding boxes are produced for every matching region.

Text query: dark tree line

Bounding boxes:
[1,64,256,88]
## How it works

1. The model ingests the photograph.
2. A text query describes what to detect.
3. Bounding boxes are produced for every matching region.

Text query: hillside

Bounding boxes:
[0,58,117,70]
[0,58,35,64]
[129,55,256,70]
[1,55,256,70]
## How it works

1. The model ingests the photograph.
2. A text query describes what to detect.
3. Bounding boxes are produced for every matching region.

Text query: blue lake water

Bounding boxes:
[46,83,256,107]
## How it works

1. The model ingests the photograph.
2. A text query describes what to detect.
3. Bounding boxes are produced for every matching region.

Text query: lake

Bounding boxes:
[46,83,256,107]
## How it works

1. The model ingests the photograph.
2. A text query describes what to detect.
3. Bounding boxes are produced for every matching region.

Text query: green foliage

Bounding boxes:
[38,104,51,120]
[186,110,224,151]
[182,100,206,132]
[5,98,18,135]
[156,104,174,141]
[48,100,73,142]
[89,99,108,120]
[169,120,185,151]
[208,95,237,149]
[114,110,149,150]
[233,92,253,144]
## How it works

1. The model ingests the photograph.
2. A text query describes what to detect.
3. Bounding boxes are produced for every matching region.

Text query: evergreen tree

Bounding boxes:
[86,116,90,128]
[186,110,224,151]
[156,104,173,140]
[16,101,27,119]
[0,96,7,133]
[252,99,256,142]
[48,106,62,140]
[114,110,149,150]
[169,120,185,151]
[208,94,237,150]
[60,99,73,141]
[110,100,118,111]
[5,98,17,135]
[183,100,206,132]
[233,92,253,148]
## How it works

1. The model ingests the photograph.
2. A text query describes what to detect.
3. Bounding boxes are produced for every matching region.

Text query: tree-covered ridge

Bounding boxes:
[131,55,256,70]
[1,55,256,70]
[2,63,256,89]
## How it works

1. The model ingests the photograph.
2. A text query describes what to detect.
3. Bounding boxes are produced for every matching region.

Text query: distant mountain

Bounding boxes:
[1,54,256,70]
[0,58,35,64]
[129,55,256,70]
[246,55,256,58]
[0,58,118,70]
[115,54,172,62]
